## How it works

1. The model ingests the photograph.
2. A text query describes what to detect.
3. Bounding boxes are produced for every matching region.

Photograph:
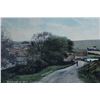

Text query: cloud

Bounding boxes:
[1,18,100,41]
[44,21,99,40]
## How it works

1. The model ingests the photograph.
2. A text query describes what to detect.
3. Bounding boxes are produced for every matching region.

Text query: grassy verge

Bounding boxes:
[78,61,100,83]
[5,64,73,83]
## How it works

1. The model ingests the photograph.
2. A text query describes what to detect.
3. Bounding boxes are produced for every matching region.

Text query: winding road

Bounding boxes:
[39,61,87,83]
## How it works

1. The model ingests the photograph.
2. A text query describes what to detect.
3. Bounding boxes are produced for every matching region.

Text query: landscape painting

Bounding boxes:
[1,18,100,83]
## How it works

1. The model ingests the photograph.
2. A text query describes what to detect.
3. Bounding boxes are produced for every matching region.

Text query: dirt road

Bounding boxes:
[39,61,86,83]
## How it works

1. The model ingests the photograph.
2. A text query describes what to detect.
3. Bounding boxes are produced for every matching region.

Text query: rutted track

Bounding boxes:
[39,61,86,83]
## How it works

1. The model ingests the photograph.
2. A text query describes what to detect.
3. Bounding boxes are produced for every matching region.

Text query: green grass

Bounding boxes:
[6,64,72,83]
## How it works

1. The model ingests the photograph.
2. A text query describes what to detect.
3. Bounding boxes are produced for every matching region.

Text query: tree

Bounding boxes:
[1,29,14,69]
[42,36,69,64]
[28,32,74,67]
[30,32,52,58]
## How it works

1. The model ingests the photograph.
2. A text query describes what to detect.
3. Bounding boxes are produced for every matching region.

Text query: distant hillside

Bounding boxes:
[73,40,100,50]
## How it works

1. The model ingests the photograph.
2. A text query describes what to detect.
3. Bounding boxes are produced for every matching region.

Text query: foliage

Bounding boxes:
[1,30,14,68]
[78,60,100,83]
[28,32,73,66]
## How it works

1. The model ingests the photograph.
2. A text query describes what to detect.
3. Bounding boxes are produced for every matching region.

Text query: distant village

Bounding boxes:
[1,41,31,70]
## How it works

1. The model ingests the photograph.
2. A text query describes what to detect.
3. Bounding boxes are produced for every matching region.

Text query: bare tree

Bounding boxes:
[1,28,13,69]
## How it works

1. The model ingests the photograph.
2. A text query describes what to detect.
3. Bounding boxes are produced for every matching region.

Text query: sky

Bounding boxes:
[1,18,100,41]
